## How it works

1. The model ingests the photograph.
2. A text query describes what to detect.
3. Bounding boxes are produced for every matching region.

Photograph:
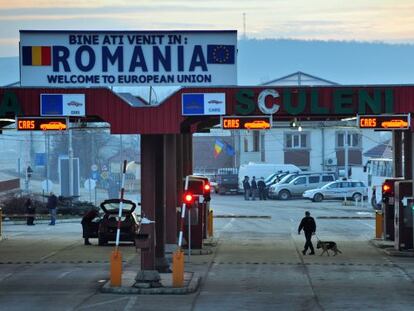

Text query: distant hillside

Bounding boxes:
[1,39,414,87]
[238,39,414,85]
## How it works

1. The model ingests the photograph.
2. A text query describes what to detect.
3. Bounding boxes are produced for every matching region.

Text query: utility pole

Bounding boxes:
[344,130,349,179]
[243,13,247,40]
[68,121,74,198]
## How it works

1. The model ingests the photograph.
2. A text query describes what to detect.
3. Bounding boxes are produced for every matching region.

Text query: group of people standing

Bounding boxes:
[242,176,267,200]
[24,192,58,226]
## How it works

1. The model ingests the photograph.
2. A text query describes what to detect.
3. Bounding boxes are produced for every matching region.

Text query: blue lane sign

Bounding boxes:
[40,94,85,116]
[182,93,226,116]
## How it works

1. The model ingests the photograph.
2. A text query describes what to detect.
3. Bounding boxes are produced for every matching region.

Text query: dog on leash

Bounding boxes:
[316,240,342,256]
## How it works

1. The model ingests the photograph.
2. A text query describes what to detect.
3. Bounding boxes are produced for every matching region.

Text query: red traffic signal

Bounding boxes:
[382,182,393,195]
[183,192,195,205]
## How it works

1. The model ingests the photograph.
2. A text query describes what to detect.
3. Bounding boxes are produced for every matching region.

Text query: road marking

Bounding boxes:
[123,296,138,311]
[0,273,12,282]
[77,297,130,310]
[57,269,77,279]
[357,219,375,229]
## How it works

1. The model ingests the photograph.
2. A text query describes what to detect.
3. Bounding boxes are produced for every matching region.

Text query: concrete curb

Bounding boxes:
[383,248,414,257]
[318,216,374,219]
[369,239,414,257]
[100,272,201,295]
[3,218,82,225]
[369,239,394,249]
[214,215,271,219]
[166,248,213,256]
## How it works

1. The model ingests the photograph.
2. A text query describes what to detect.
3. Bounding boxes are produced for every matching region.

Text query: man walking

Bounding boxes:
[242,176,251,200]
[47,192,58,226]
[298,211,316,255]
[251,176,258,200]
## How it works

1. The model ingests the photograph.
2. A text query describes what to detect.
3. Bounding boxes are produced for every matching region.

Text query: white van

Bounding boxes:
[238,163,301,192]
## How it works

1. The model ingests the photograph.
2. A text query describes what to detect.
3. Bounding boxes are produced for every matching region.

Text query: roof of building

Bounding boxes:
[261,71,339,86]
[363,140,392,159]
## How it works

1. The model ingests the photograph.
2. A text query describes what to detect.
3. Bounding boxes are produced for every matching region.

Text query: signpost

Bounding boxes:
[357,114,410,130]
[19,30,237,87]
[221,116,272,130]
[16,117,68,131]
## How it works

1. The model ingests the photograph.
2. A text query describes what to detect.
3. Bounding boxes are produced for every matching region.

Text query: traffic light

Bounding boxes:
[382,182,393,195]
[26,166,33,179]
[183,191,195,206]
[203,182,211,202]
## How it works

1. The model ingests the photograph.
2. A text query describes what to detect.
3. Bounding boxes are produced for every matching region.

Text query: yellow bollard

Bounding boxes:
[208,210,214,237]
[375,211,383,239]
[110,250,122,287]
[172,249,184,287]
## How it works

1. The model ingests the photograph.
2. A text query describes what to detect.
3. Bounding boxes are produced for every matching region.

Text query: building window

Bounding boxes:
[336,132,361,148]
[244,137,248,152]
[285,133,308,149]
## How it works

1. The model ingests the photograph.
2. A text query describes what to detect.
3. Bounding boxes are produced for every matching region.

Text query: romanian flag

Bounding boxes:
[22,46,51,66]
[214,139,224,158]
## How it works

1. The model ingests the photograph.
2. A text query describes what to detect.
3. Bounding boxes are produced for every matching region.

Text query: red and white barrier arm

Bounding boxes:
[115,160,127,252]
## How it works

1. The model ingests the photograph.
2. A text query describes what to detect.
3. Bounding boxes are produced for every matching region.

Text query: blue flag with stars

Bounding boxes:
[207,45,235,64]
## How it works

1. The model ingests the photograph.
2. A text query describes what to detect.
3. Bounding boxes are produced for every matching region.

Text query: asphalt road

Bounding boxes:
[1,194,414,311]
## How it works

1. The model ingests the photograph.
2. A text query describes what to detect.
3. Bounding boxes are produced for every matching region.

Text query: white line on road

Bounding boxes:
[357,219,375,229]
[123,296,138,311]
[57,270,77,279]
[76,297,130,310]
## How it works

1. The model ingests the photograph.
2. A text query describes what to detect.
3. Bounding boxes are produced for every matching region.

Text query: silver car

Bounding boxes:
[268,173,336,200]
[303,180,368,202]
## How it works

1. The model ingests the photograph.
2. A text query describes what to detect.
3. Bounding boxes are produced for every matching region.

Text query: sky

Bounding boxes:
[0,0,414,57]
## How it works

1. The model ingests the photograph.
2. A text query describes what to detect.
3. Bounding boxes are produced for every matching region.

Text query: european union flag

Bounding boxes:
[41,94,63,116]
[207,45,235,64]
[182,93,204,115]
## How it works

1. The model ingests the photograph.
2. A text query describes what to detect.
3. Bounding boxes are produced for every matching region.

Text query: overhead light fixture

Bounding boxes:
[298,126,303,132]
[0,118,16,122]
[341,117,357,121]
[290,117,298,128]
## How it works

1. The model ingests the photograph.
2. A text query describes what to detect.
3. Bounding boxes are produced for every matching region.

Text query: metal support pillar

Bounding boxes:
[176,135,184,238]
[182,133,193,176]
[154,135,169,273]
[165,134,178,244]
[393,131,403,177]
[140,135,157,270]
[404,131,412,179]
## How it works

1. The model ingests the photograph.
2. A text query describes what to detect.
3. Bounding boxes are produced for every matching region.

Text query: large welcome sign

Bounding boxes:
[19,30,237,87]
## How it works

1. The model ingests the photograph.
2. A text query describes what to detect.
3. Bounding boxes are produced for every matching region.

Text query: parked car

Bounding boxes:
[303,180,368,202]
[97,198,140,246]
[215,174,239,194]
[268,172,336,200]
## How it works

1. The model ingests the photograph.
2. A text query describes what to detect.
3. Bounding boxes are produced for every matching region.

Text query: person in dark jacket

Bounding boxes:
[242,176,251,200]
[47,192,58,226]
[251,176,258,200]
[24,197,35,226]
[81,208,99,245]
[257,177,266,200]
[298,211,316,255]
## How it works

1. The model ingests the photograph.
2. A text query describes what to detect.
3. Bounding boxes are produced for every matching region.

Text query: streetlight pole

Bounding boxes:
[344,129,349,179]
[68,121,73,198]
